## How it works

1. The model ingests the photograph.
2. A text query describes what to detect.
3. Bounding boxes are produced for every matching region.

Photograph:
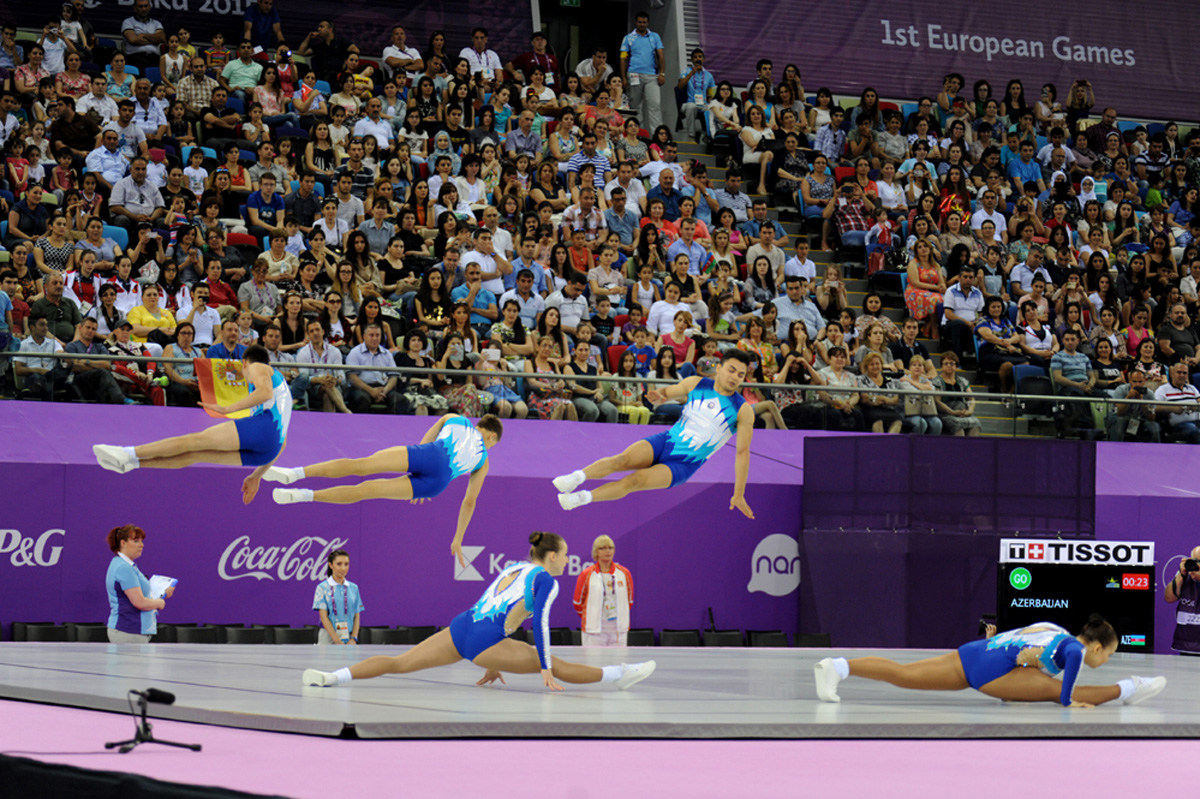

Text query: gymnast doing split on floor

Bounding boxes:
[93,345,291,504]
[267,413,500,567]
[302,532,657,692]
[814,615,1166,707]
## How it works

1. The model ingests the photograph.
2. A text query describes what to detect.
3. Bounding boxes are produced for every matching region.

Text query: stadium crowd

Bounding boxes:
[1,0,1199,440]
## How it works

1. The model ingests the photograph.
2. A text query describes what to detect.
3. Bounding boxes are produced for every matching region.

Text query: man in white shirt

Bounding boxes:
[109,156,165,234]
[352,97,393,152]
[575,47,613,100]
[545,272,590,336]
[941,263,985,359]
[1155,362,1200,443]
[177,283,221,347]
[346,323,402,414]
[782,239,816,282]
[499,267,546,329]
[479,206,514,260]
[969,189,1007,244]
[381,25,423,82]
[78,74,119,122]
[130,78,168,144]
[462,227,512,296]
[14,314,66,400]
[604,161,647,213]
[459,27,503,92]
[1008,246,1051,299]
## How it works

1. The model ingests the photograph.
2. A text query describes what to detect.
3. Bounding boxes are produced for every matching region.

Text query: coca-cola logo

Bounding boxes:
[218,534,348,582]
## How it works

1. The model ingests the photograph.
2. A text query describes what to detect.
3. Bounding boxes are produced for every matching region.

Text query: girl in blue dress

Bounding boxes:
[814,615,1166,707]
[303,532,656,692]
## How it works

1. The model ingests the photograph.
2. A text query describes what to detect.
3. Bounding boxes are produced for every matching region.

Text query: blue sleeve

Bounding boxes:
[1057,639,1084,706]
[312,583,330,612]
[113,561,140,592]
[530,570,558,670]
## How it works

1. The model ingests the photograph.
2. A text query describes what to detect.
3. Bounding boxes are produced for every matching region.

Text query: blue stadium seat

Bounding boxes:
[226,97,245,115]
[103,224,129,250]
[107,65,139,76]
[1116,120,1140,133]
[901,103,918,121]
[145,67,161,85]
[290,180,325,197]
[315,80,331,96]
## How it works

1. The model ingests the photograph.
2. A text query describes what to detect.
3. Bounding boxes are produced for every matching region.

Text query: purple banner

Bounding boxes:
[0,404,802,640]
[697,2,1190,121]
[1,0,534,64]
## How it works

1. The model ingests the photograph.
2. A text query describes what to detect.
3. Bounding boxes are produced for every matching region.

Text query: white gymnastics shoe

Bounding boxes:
[1125,675,1166,705]
[552,470,586,493]
[93,445,133,473]
[814,658,843,703]
[615,661,656,691]
[301,669,337,687]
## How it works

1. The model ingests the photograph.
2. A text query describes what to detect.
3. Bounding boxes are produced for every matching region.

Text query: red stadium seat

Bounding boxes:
[833,166,855,184]
[226,233,258,247]
[607,344,628,373]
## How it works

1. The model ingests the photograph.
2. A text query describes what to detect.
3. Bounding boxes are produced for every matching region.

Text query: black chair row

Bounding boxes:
[10,623,830,648]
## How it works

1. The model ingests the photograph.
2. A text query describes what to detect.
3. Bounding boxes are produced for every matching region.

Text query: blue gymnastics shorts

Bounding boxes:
[234,414,284,467]
[957,639,1017,690]
[645,430,704,488]
[448,610,508,661]
[405,442,454,499]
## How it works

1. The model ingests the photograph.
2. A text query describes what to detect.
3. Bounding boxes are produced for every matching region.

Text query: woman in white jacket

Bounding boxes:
[572,535,634,646]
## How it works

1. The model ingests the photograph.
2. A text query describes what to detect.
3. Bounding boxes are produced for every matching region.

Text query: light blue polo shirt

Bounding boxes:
[620,29,663,75]
[313,578,365,641]
[107,554,157,636]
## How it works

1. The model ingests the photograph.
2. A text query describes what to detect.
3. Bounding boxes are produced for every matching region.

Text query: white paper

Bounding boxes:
[148,575,178,600]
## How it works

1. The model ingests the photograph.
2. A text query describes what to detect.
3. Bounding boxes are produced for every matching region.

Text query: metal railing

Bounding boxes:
[10,349,1194,428]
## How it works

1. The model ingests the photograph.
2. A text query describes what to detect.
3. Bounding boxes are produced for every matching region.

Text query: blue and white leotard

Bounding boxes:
[234,369,292,466]
[957,622,1085,706]
[406,415,489,499]
[645,377,746,486]
[448,561,558,667]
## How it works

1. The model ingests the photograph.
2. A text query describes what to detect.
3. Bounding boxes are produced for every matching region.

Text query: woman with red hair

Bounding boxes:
[105,525,175,644]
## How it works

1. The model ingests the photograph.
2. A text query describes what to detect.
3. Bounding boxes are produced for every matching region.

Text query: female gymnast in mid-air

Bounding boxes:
[814,615,1166,707]
[552,350,757,518]
[266,413,501,567]
[302,532,657,692]
[93,345,290,504]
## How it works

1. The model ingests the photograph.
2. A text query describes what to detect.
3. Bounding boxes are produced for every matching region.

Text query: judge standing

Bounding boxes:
[105,524,174,644]
[573,534,633,646]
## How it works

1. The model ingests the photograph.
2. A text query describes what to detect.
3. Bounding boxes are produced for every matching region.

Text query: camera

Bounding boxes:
[1186,558,1200,572]
[978,614,997,636]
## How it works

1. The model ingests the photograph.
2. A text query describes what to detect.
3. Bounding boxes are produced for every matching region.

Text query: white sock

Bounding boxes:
[290,466,306,481]
[334,667,352,685]
[578,490,593,506]
[600,665,623,683]
[297,489,315,503]
[570,469,586,484]
[832,657,850,679]
[123,446,140,468]
[1117,678,1134,702]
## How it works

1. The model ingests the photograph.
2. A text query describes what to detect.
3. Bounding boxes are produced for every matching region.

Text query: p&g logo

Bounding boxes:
[747,534,800,597]
[0,529,65,567]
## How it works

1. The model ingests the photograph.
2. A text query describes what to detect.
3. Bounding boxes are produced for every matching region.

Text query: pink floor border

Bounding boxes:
[1,699,1196,798]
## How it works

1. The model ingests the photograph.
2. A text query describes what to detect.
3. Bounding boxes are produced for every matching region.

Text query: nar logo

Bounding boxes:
[1028,543,1045,560]
[747,534,801,597]
[454,546,486,581]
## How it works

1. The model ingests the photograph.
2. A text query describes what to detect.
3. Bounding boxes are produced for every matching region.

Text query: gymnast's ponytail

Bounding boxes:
[529,531,565,562]
[1079,613,1117,649]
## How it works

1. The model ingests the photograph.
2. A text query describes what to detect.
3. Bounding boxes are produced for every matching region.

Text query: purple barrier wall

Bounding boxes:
[0,0,534,66]
[0,404,804,640]
[697,2,1191,120]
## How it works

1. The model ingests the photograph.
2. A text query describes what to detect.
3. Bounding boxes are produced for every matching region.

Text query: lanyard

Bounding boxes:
[329,580,348,618]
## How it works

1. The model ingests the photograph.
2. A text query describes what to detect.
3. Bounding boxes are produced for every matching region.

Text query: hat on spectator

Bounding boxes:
[114,315,133,330]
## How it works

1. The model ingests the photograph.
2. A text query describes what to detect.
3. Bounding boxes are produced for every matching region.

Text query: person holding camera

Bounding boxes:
[1165,547,1200,655]
[1106,369,1161,442]
[821,182,873,249]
